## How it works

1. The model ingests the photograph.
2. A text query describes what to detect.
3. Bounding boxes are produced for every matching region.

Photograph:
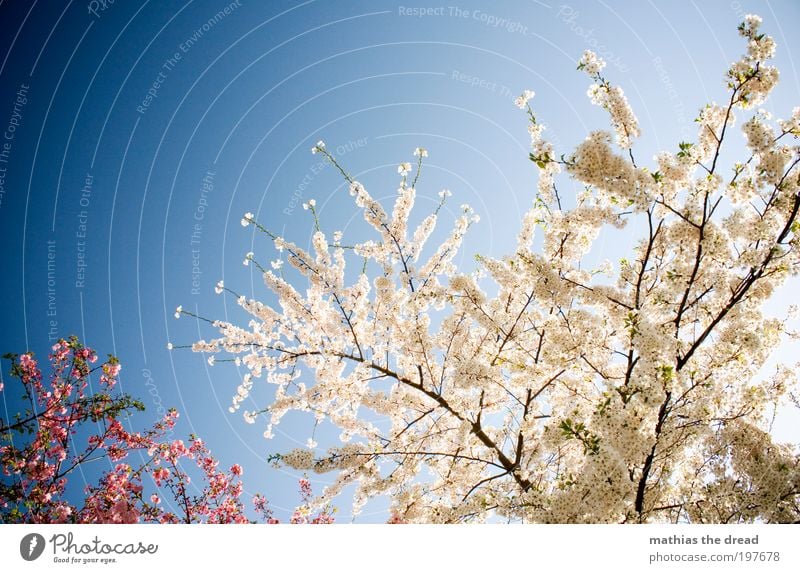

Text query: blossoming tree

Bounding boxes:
[1,337,332,524]
[188,16,800,523]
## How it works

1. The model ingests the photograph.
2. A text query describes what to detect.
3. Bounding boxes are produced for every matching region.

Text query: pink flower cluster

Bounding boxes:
[288,478,335,524]
[78,429,252,524]
[1,338,117,522]
[1,337,333,525]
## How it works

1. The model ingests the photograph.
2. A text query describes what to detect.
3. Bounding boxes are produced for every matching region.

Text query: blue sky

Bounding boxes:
[1,0,798,522]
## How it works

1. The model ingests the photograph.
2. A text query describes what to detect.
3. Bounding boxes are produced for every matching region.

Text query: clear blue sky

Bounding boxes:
[1,0,798,521]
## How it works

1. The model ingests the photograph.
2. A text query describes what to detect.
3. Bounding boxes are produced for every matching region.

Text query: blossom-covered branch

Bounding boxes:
[1,337,332,524]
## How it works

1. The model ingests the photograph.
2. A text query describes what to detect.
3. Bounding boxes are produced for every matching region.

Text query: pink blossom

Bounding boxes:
[152,467,170,485]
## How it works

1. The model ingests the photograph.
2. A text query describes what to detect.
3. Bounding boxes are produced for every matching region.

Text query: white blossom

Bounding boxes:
[578,50,606,76]
[514,89,535,109]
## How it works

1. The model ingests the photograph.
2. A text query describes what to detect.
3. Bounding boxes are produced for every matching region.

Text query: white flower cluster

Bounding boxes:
[728,14,779,108]
[586,83,640,149]
[228,373,253,413]
[696,104,728,160]
[742,113,775,155]
[527,122,545,144]
[514,89,535,109]
[778,107,800,135]
[578,50,606,77]
[282,448,315,470]
[740,14,776,61]
[576,51,640,149]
